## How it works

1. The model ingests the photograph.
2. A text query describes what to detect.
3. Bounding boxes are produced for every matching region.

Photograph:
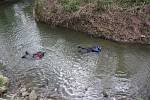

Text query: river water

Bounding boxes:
[0,0,150,100]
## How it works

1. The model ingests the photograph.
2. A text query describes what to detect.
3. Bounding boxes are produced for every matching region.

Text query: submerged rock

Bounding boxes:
[103,90,108,98]
[29,90,37,100]
[19,87,29,97]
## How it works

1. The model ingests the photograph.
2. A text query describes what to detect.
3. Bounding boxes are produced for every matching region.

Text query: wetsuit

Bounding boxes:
[78,46,101,53]
[22,51,45,60]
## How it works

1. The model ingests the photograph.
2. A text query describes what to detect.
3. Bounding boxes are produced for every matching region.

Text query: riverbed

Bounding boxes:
[0,0,150,100]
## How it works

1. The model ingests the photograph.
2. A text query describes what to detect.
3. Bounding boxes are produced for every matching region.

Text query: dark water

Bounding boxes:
[0,0,150,100]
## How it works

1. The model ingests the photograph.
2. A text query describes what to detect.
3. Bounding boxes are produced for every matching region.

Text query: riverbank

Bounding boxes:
[34,0,150,44]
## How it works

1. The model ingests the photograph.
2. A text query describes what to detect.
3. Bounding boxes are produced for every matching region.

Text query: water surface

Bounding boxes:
[0,1,150,100]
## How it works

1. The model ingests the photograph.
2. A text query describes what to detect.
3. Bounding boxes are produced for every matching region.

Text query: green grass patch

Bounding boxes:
[116,0,150,8]
[59,0,150,12]
[59,0,80,12]
[35,0,150,13]
[59,0,113,12]
[96,0,113,11]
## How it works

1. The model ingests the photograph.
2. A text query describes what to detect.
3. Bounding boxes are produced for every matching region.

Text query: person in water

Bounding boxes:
[78,45,101,53]
[22,51,45,60]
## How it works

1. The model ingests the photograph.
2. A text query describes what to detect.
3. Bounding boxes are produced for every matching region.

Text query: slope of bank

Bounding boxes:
[34,0,150,44]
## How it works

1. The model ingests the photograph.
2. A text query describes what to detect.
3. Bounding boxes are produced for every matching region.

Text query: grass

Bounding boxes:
[116,0,150,8]
[58,0,150,12]
[59,0,113,12]
[96,0,113,11]
[59,0,80,12]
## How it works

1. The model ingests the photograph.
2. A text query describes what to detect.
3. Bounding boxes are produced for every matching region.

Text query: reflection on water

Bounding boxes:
[0,0,150,100]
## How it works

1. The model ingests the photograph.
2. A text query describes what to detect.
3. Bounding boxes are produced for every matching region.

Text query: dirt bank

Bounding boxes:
[34,0,150,44]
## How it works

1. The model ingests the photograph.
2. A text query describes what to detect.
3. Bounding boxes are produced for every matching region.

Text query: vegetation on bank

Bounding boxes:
[59,0,150,12]
[35,0,150,15]
[34,0,150,44]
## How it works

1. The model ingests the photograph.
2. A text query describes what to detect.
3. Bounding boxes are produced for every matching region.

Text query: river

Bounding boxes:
[0,0,150,100]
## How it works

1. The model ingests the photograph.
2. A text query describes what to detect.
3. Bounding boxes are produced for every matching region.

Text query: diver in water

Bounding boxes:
[22,51,45,60]
[78,45,101,53]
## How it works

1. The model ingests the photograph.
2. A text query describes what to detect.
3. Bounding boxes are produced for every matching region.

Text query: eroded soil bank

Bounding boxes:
[34,0,150,44]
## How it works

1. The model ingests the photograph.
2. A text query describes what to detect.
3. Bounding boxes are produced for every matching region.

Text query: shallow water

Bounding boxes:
[0,0,150,100]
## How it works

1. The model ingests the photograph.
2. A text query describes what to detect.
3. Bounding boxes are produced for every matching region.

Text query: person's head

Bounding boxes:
[42,52,46,56]
[95,45,101,52]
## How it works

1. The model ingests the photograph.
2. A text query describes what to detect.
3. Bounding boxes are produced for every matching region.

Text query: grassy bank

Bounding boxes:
[59,0,150,12]
[34,0,150,44]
